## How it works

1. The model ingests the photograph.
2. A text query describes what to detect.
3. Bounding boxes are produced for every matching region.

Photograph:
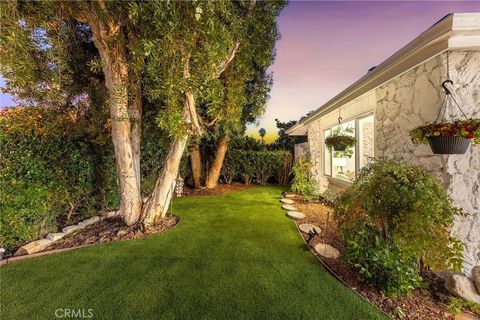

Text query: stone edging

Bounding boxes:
[292,220,391,319]
[0,215,181,267]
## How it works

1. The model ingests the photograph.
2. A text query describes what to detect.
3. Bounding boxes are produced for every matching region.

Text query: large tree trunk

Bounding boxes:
[142,134,188,225]
[190,142,203,188]
[142,86,195,224]
[88,15,142,226]
[205,137,229,189]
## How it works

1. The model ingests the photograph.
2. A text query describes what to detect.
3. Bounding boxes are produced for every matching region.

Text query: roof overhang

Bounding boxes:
[286,12,480,136]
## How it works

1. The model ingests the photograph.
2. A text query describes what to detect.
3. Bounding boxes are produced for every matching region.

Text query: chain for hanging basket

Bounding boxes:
[435,80,469,122]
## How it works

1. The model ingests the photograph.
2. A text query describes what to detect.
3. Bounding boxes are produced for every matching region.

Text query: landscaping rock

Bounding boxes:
[445,274,480,304]
[0,248,5,260]
[102,210,120,219]
[62,224,83,235]
[314,243,340,259]
[286,211,305,220]
[280,198,295,205]
[14,239,53,256]
[298,224,321,234]
[472,266,480,293]
[78,216,100,227]
[282,192,296,199]
[434,270,464,282]
[46,232,66,241]
[281,204,298,211]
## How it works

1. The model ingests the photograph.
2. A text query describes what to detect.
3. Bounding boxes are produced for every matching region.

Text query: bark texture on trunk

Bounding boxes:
[205,137,229,189]
[190,142,203,188]
[88,14,142,226]
[142,134,188,225]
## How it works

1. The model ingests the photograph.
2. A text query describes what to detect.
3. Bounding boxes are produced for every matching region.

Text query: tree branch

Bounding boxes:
[214,41,240,78]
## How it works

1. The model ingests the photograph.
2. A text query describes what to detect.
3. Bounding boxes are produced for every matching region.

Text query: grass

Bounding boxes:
[0,186,387,320]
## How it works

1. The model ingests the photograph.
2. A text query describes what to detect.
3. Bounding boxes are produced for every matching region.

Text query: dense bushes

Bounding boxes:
[290,156,318,201]
[343,224,423,297]
[221,149,290,185]
[0,107,116,251]
[334,159,463,296]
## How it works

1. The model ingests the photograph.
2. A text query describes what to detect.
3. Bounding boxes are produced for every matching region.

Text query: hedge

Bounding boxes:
[221,149,290,185]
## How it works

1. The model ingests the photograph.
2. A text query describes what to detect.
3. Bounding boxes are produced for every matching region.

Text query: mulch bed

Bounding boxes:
[288,195,477,320]
[182,182,258,196]
[47,215,179,251]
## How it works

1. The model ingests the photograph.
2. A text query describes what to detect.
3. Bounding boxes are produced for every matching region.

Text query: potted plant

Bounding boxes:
[410,119,480,154]
[325,127,357,152]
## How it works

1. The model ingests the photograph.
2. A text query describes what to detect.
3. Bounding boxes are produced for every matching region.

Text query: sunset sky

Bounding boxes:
[245,0,480,142]
[1,1,479,143]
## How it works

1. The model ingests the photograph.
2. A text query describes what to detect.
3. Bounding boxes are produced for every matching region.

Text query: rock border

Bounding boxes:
[1,212,180,267]
[292,220,391,319]
[10,211,119,258]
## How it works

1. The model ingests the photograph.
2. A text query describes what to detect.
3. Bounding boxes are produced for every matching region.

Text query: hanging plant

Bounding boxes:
[325,126,357,152]
[410,119,480,154]
[410,78,479,155]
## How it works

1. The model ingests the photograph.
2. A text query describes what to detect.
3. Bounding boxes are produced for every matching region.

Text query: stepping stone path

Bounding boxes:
[282,204,298,211]
[298,224,321,234]
[280,198,295,205]
[314,243,341,259]
[286,211,305,220]
[282,193,296,199]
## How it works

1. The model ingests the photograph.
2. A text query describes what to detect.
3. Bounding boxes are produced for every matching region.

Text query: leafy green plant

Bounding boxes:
[325,126,356,156]
[447,296,480,315]
[334,159,464,296]
[220,149,290,185]
[290,156,318,201]
[410,118,480,145]
[343,224,423,297]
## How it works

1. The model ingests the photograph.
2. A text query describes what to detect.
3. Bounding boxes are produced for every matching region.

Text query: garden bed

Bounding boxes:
[46,215,179,251]
[291,197,477,320]
[182,182,258,196]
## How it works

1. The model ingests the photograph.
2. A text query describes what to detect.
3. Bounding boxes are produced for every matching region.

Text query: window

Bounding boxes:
[358,115,374,169]
[324,129,332,176]
[323,114,374,182]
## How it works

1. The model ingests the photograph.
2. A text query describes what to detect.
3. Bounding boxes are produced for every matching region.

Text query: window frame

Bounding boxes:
[322,112,374,182]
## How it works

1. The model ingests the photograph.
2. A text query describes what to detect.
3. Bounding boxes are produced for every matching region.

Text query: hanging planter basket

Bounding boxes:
[410,80,480,155]
[325,135,356,152]
[332,142,347,151]
[427,136,471,154]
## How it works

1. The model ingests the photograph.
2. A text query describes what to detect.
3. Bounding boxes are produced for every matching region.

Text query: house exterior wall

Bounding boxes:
[306,91,376,193]
[294,142,309,160]
[304,50,479,273]
[375,50,480,274]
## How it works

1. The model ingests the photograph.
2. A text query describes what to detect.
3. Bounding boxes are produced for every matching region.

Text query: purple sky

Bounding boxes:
[1,1,479,141]
[246,0,480,141]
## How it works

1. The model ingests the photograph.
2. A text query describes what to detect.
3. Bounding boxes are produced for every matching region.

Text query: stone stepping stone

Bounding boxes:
[314,243,340,259]
[282,204,298,211]
[286,211,305,220]
[299,224,321,234]
[282,193,296,199]
[280,198,295,205]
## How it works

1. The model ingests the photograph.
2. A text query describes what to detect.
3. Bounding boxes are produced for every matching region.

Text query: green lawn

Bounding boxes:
[1,186,386,320]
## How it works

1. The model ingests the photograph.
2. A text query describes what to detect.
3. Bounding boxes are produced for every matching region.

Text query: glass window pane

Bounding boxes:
[332,120,356,182]
[358,115,374,170]
[324,129,331,176]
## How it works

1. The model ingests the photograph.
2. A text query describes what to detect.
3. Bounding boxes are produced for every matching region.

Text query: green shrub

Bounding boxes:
[0,182,56,251]
[334,159,464,296]
[221,149,290,185]
[290,156,318,201]
[0,107,98,250]
[343,224,423,297]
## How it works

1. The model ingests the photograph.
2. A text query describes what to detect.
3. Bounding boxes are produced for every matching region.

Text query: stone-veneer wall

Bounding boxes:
[375,50,480,274]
